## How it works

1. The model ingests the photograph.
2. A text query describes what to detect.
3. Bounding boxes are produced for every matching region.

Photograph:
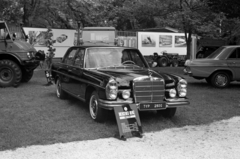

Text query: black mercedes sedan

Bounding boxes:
[51,46,189,122]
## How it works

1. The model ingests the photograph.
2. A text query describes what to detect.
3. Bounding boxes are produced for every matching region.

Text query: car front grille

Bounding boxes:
[133,76,165,103]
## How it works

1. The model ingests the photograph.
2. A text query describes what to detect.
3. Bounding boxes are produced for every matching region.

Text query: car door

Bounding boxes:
[67,48,86,100]
[61,47,79,93]
[226,47,240,80]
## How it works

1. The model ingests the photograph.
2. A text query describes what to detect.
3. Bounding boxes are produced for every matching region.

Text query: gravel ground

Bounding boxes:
[0,116,240,159]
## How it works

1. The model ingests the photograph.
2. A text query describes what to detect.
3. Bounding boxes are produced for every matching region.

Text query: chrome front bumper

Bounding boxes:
[98,98,190,110]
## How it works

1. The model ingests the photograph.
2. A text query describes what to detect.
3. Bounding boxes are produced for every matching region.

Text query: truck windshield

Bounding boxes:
[206,46,226,59]
[85,48,147,68]
[0,23,11,40]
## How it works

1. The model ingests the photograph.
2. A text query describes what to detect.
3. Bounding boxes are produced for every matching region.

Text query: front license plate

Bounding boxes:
[139,103,166,110]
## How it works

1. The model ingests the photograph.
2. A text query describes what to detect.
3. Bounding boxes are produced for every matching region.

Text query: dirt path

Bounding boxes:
[1,116,240,159]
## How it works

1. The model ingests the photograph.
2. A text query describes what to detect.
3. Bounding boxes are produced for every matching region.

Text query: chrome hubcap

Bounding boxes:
[215,75,227,86]
[90,95,98,119]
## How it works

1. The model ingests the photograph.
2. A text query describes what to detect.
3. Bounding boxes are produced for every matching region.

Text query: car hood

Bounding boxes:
[13,40,37,52]
[94,69,181,87]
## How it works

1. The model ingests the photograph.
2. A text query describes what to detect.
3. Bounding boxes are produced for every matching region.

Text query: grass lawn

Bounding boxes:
[0,67,240,151]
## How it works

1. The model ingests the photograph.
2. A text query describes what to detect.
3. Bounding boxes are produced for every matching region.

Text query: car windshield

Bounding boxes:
[206,46,226,59]
[85,48,147,68]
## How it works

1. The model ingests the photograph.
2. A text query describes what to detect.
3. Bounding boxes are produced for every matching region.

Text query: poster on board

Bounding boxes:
[24,28,76,47]
[141,34,156,47]
[159,35,172,47]
[175,36,187,47]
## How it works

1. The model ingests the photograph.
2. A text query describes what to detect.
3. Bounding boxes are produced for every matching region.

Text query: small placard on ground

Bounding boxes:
[114,104,142,139]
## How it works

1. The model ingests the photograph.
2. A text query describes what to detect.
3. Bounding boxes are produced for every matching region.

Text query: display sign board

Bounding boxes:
[137,32,187,56]
[114,104,142,140]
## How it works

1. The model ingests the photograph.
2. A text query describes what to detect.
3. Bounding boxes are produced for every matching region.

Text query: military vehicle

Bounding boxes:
[0,21,43,87]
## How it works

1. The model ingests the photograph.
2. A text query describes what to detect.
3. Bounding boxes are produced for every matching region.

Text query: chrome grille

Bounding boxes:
[133,77,165,103]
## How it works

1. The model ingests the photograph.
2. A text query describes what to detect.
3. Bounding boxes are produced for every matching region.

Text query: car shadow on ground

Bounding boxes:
[188,80,240,89]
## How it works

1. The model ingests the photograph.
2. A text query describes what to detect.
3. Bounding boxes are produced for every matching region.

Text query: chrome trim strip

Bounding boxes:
[98,99,134,110]
[165,98,188,102]
[52,70,105,89]
[98,98,190,110]
[166,101,190,107]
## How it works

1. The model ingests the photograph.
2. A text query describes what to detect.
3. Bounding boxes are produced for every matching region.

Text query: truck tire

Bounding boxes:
[0,60,22,87]
[21,70,34,83]
[158,57,168,67]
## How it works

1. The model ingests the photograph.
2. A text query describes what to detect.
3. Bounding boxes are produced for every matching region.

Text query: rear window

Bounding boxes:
[206,47,225,58]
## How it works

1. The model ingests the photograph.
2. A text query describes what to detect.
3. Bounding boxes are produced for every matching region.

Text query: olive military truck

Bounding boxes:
[0,21,43,87]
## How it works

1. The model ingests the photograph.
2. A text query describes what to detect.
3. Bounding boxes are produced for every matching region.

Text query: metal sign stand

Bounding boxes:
[114,104,143,140]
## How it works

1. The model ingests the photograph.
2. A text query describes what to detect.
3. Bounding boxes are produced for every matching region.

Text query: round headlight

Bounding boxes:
[169,89,176,98]
[106,78,118,100]
[27,52,31,59]
[109,89,118,99]
[179,89,187,97]
[122,90,130,99]
[179,79,187,88]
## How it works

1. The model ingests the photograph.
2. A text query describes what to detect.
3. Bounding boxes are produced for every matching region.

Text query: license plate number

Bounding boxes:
[140,103,166,110]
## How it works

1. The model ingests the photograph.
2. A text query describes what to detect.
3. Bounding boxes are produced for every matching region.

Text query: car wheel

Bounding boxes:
[56,78,68,99]
[89,91,105,122]
[158,57,168,67]
[0,60,22,87]
[157,108,177,118]
[211,72,230,88]
[21,70,34,82]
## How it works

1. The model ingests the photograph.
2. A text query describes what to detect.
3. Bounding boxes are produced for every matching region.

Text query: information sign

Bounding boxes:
[114,104,142,140]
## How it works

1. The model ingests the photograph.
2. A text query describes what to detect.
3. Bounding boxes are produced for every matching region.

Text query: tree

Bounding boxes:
[207,0,240,19]
[153,0,220,59]
[0,0,23,24]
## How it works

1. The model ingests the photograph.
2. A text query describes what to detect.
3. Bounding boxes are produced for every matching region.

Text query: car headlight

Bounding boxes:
[169,89,177,98]
[184,59,190,66]
[27,52,31,59]
[122,90,130,99]
[179,89,187,97]
[106,78,118,100]
[178,79,187,97]
[27,52,34,59]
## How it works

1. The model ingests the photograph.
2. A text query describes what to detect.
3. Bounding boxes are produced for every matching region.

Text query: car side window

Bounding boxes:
[63,48,78,65]
[73,49,85,68]
[228,48,240,59]
[130,50,145,67]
